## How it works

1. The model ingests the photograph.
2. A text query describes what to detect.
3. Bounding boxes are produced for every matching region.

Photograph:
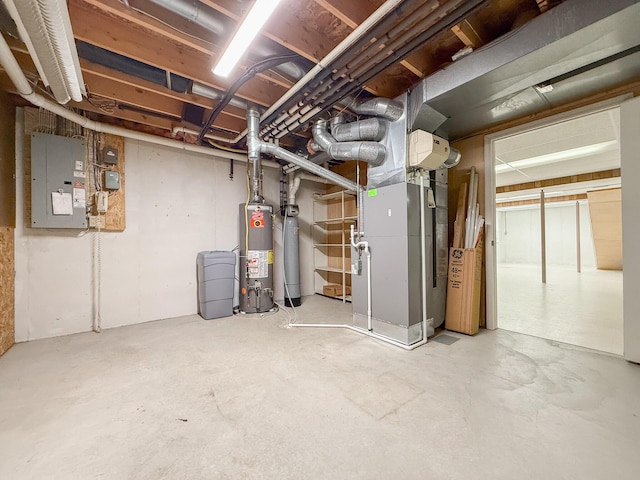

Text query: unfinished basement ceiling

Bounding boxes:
[0,0,565,149]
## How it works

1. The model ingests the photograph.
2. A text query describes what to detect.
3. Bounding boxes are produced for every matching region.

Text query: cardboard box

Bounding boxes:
[323,284,351,297]
[445,233,483,335]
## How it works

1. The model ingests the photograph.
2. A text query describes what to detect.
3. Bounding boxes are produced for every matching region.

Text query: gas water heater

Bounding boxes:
[238,202,275,313]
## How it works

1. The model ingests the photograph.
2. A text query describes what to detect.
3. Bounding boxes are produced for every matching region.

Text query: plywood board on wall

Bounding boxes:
[0,226,15,356]
[100,133,126,232]
[587,187,622,270]
[0,90,16,228]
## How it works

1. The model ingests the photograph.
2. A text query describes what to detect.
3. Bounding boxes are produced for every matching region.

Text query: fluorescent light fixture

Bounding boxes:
[213,0,283,77]
[495,140,618,173]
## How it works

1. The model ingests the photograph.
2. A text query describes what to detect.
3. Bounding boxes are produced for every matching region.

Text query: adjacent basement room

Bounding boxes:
[1,0,640,478]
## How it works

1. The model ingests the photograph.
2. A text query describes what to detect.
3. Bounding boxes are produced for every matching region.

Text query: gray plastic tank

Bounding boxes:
[196,251,236,319]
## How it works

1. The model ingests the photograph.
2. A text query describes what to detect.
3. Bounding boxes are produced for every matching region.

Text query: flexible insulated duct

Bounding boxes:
[350,97,404,121]
[5,0,85,103]
[312,120,386,166]
[331,117,388,142]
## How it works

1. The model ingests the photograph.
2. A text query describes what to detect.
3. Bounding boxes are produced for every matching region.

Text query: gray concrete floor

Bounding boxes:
[498,265,623,354]
[1,295,639,480]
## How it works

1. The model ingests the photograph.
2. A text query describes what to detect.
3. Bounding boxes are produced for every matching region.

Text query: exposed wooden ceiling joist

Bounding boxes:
[497,193,587,207]
[450,19,483,48]
[496,169,622,194]
[200,0,331,63]
[69,0,286,107]
[1,0,570,143]
[79,59,246,121]
[74,0,294,90]
[313,0,424,77]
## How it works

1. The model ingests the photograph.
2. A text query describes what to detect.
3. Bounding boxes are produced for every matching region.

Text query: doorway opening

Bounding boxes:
[488,106,623,354]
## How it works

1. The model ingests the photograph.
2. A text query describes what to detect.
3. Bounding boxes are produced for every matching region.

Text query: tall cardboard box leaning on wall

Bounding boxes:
[445,229,483,335]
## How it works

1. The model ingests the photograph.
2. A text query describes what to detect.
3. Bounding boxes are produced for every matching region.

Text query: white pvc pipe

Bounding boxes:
[420,175,428,337]
[0,34,261,165]
[288,174,301,204]
[350,224,371,331]
[366,249,372,331]
[230,0,405,144]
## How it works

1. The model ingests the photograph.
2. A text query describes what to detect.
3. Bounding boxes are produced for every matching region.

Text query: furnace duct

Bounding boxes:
[348,97,405,122]
[311,119,387,167]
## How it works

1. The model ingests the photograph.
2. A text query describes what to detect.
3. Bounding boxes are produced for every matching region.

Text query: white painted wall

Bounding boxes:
[14,110,319,341]
[496,202,596,269]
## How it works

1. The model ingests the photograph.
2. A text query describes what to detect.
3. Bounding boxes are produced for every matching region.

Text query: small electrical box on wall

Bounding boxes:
[101,145,118,165]
[104,171,120,190]
[96,191,109,213]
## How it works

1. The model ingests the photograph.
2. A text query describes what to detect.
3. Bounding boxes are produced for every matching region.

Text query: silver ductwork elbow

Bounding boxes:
[312,120,387,166]
[331,117,388,142]
[444,147,462,169]
[311,120,335,151]
[351,97,404,121]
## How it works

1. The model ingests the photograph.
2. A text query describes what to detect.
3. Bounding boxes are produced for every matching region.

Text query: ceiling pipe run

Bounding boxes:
[261,0,486,140]
[0,33,279,167]
[242,0,407,144]
[247,109,360,192]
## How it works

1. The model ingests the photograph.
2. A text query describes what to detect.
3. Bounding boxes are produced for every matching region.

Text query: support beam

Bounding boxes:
[496,169,621,194]
[496,193,587,208]
[576,201,581,273]
[540,190,546,284]
[451,19,483,48]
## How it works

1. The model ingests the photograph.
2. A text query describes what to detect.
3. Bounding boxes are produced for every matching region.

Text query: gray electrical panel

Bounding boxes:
[31,132,88,229]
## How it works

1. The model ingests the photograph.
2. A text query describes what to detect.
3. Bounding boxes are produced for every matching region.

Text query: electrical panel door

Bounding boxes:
[31,132,88,229]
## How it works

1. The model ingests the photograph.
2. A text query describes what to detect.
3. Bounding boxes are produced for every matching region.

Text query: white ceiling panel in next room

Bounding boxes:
[495,107,621,188]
